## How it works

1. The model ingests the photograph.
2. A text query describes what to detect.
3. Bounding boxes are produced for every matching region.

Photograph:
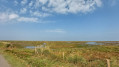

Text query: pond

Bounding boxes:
[86,42,104,45]
[26,46,35,49]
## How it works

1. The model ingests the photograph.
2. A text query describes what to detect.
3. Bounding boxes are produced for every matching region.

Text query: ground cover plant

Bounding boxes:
[0,41,119,67]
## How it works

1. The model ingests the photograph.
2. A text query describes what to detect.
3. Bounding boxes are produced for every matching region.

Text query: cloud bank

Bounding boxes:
[0,13,38,23]
[20,0,102,14]
[0,0,102,23]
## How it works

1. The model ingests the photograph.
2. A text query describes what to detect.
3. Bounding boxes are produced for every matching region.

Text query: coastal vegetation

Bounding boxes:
[0,41,119,67]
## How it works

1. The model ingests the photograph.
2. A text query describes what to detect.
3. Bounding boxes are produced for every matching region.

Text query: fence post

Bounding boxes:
[63,52,64,60]
[35,46,36,54]
[35,45,38,54]
[106,59,110,67]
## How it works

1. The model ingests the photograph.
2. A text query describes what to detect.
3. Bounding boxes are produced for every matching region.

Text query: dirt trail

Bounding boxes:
[0,55,11,67]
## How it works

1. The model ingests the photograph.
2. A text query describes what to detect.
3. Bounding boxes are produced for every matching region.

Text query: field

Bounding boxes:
[0,41,119,67]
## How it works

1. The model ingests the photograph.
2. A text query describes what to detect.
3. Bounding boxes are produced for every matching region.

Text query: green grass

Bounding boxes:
[0,43,28,67]
[3,52,28,67]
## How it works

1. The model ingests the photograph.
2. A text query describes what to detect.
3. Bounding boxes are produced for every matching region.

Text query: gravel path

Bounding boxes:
[0,55,11,67]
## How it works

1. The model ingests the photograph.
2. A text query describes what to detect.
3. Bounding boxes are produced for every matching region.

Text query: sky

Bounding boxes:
[0,0,119,41]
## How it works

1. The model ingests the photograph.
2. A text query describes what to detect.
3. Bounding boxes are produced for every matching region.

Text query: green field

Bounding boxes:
[0,41,119,67]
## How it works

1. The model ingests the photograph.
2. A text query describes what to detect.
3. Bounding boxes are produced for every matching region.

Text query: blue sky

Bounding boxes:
[0,0,119,41]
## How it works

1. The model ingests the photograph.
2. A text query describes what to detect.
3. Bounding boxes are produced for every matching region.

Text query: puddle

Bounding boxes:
[26,46,35,49]
[86,42,104,45]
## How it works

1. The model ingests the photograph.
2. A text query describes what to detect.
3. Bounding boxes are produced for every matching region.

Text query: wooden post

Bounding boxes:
[35,46,36,54]
[63,52,64,60]
[106,59,110,67]
[35,45,38,54]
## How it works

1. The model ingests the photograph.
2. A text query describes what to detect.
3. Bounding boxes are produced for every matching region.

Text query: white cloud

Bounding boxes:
[31,11,51,17]
[42,7,51,12]
[45,29,66,33]
[25,0,102,14]
[21,0,27,5]
[9,14,19,20]
[95,0,102,7]
[30,0,102,14]
[17,17,38,22]
[51,0,102,13]
[29,1,33,7]
[20,8,27,14]
[39,0,48,5]
[0,0,103,24]
[0,13,19,23]
[0,12,39,23]
[14,0,18,6]
[34,0,40,8]
[0,13,9,23]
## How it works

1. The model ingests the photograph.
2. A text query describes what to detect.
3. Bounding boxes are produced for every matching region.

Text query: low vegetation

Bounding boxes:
[0,41,119,67]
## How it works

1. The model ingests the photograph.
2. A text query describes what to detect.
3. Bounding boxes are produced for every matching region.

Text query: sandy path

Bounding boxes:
[0,55,11,67]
